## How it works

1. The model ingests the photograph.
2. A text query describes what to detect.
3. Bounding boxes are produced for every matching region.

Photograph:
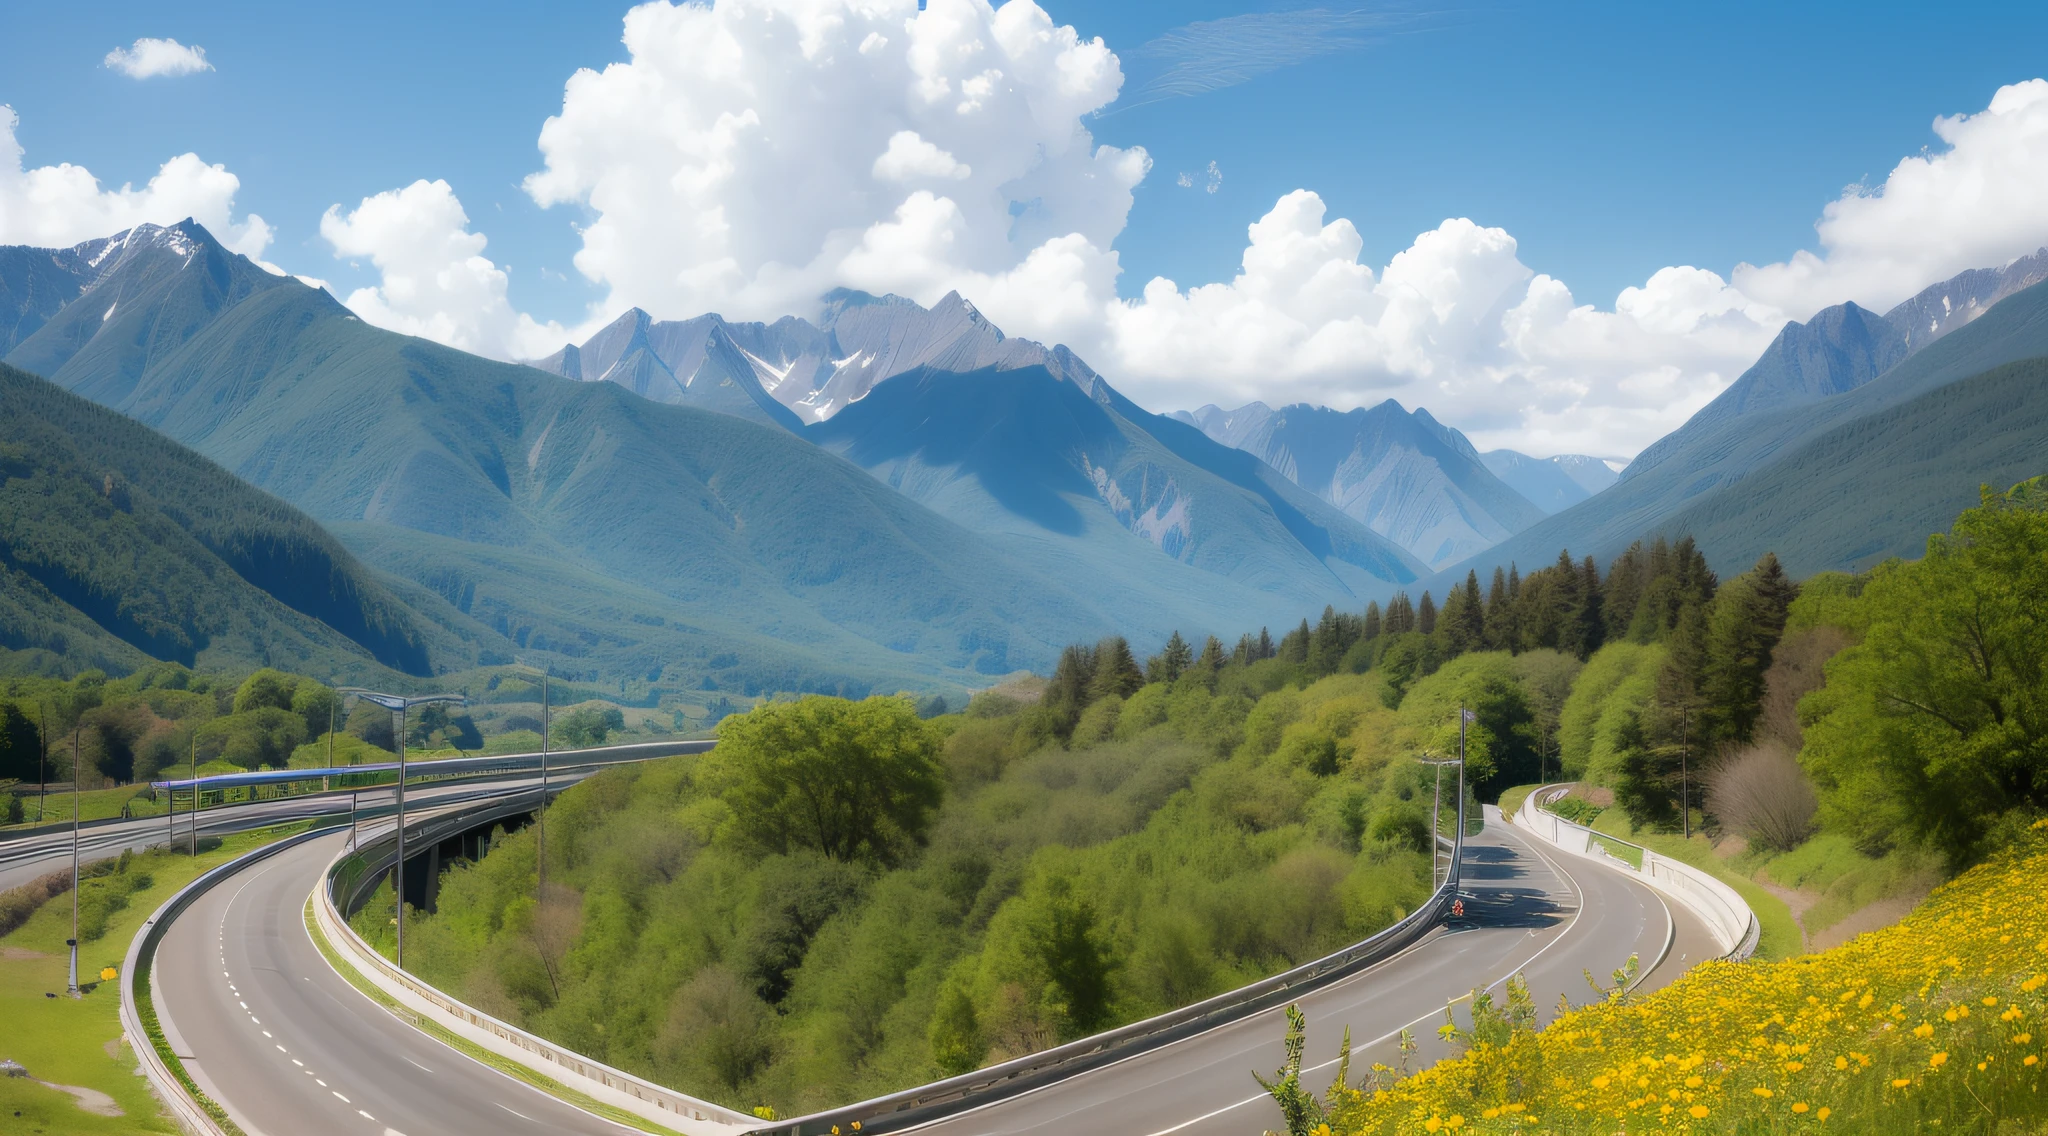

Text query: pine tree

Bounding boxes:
[1257,626,1275,660]
[1567,555,1604,659]
[1383,593,1415,636]
[1193,635,1227,690]
[1416,591,1437,636]
[1700,552,1798,748]
[1155,631,1194,683]
[1280,619,1312,664]
[1090,637,1144,701]
[1441,571,1486,655]
[1234,633,1256,665]
[1362,600,1382,642]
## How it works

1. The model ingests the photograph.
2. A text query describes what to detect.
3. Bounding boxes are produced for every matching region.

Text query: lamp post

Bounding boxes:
[69,727,81,997]
[539,670,550,901]
[338,689,465,971]
[187,733,197,857]
[1679,706,1691,840]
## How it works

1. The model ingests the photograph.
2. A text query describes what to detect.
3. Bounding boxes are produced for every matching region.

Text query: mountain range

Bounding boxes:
[1432,247,2048,587]
[0,221,1423,695]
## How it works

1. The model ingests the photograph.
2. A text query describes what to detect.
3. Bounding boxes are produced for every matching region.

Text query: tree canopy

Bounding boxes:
[711,695,943,867]
[1800,480,2048,865]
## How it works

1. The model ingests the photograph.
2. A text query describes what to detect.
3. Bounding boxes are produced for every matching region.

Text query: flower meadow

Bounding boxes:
[1325,822,2048,1134]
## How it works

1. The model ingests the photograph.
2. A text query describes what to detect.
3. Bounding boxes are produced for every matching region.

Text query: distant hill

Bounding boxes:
[1428,259,2048,587]
[1480,450,1620,514]
[0,360,454,680]
[4,222,1415,692]
[1171,399,1544,568]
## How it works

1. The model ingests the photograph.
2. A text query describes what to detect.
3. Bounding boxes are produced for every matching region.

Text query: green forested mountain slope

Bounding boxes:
[1433,274,2048,584]
[0,362,458,680]
[4,238,1136,690]
[1653,356,2048,575]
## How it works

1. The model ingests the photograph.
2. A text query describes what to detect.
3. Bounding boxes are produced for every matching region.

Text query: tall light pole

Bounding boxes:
[1679,706,1691,840]
[538,671,550,902]
[338,689,465,971]
[68,727,81,997]
[187,733,197,857]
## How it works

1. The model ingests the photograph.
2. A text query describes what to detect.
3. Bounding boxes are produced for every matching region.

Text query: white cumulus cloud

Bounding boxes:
[1733,78,2048,319]
[521,0,1143,328]
[320,179,567,361]
[0,105,273,262]
[104,38,214,79]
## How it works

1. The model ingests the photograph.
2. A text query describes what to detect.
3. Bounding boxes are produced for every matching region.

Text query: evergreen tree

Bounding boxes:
[1151,631,1194,683]
[1089,637,1144,702]
[1416,591,1437,636]
[1257,626,1275,660]
[1566,554,1604,659]
[0,703,42,784]
[1362,600,1383,642]
[1484,567,1509,648]
[1192,635,1227,690]
[1280,619,1312,665]
[1700,552,1798,748]
[1046,643,1097,726]
[1233,633,1256,666]
[1383,593,1415,636]
[1441,571,1486,655]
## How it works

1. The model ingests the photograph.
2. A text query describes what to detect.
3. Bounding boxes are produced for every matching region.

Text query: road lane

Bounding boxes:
[155,828,635,1136]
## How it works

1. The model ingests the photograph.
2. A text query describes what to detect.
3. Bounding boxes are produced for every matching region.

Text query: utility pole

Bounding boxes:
[188,734,197,857]
[68,728,81,997]
[37,703,48,824]
[1680,706,1691,840]
[538,671,550,902]
[338,689,464,971]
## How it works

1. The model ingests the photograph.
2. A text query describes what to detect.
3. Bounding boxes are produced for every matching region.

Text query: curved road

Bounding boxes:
[142,803,1716,1136]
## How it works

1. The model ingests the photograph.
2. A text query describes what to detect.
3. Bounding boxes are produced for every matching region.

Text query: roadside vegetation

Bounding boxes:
[1268,480,2048,1133]
[0,823,311,1132]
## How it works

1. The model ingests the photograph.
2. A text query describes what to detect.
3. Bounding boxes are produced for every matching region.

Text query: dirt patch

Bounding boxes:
[0,946,49,960]
[1811,890,1931,952]
[1566,785,1614,807]
[103,1035,126,1060]
[34,1080,123,1117]
[1752,878,1814,953]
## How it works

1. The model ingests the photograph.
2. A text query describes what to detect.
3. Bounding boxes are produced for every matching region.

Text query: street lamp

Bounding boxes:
[338,688,466,971]
[1415,707,1476,891]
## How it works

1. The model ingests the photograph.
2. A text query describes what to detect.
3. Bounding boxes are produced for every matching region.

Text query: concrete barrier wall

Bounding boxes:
[315,824,755,1135]
[1515,786,1760,960]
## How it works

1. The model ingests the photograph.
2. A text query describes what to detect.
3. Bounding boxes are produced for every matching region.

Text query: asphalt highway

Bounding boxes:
[153,828,640,1136]
[138,800,1715,1136]
[904,806,1718,1136]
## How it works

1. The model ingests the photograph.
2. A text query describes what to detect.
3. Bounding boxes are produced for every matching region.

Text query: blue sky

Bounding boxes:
[5,1,2048,456]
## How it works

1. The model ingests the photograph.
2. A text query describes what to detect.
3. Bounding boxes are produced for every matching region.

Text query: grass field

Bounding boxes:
[0,823,309,1132]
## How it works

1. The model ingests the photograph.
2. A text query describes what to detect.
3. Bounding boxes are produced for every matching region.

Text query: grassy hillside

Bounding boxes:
[0,362,460,681]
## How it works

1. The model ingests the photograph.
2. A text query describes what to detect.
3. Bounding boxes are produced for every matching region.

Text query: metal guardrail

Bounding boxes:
[1515,785,1760,960]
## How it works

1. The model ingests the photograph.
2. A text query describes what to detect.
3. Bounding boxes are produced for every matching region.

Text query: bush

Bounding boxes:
[1707,741,1818,851]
